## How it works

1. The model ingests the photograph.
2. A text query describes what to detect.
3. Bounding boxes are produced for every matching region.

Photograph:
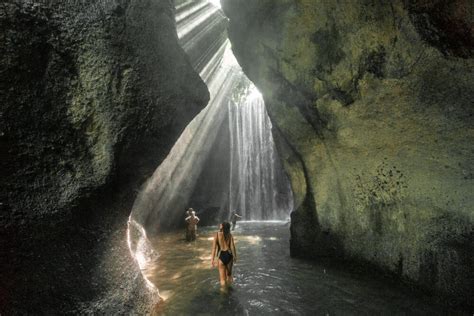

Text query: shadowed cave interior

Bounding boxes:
[0,0,473,314]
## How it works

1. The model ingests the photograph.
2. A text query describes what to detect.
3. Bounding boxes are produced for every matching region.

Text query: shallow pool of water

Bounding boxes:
[143,222,446,315]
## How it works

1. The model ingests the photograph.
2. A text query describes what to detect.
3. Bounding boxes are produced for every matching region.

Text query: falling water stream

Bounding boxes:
[227,87,291,220]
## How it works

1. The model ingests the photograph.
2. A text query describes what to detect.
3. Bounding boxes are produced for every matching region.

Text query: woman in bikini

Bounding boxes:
[211,222,237,288]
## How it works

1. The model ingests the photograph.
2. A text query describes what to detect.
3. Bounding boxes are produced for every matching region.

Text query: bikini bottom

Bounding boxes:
[219,250,233,266]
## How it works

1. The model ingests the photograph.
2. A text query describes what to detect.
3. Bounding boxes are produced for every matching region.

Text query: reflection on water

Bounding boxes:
[143,222,444,315]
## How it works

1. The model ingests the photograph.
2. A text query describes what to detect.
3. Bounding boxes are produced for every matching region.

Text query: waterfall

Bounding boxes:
[228,87,291,220]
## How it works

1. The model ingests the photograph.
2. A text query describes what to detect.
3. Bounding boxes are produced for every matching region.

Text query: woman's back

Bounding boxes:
[216,231,231,251]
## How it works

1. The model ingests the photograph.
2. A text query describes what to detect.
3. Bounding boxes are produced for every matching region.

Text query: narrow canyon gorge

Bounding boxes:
[1,0,472,314]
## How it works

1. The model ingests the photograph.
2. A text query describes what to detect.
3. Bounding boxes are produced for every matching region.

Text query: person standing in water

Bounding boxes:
[185,208,200,241]
[211,222,237,288]
[230,211,242,231]
[184,209,191,240]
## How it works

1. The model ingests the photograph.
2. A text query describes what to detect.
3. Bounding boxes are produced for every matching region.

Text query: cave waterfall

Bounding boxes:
[128,1,293,272]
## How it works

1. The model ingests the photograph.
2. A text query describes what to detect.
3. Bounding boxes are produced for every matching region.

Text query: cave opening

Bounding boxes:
[128,0,293,230]
[127,0,294,298]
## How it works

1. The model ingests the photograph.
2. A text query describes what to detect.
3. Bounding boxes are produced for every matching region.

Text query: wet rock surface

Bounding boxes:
[222,0,474,309]
[0,0,208,313]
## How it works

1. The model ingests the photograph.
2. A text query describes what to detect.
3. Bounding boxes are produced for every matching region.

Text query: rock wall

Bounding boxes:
[222,0,473,308]
[0,0,208,313]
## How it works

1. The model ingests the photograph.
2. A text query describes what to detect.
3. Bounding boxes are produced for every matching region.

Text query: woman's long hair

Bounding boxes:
[222,222,231,243]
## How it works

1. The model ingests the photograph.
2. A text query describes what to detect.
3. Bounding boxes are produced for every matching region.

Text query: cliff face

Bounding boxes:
[222,0,474,306]
[0,0,208,313]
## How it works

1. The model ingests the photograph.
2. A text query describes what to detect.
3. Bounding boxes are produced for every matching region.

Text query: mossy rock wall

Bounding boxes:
[0,0,209,313]
[222,0,474,307]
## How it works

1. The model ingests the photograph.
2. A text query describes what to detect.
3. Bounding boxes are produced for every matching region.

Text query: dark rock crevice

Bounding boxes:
[406,0,474,58]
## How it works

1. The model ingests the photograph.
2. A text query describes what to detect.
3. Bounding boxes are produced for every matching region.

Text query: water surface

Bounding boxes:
[144,222,445,315]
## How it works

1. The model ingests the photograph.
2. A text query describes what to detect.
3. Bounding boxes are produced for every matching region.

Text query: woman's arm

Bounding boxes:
[211,233,217,267]
[231,236,237,262]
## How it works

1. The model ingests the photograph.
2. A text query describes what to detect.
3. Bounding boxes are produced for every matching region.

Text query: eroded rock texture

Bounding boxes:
[222,0,474,307]
[0,0,208,313]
